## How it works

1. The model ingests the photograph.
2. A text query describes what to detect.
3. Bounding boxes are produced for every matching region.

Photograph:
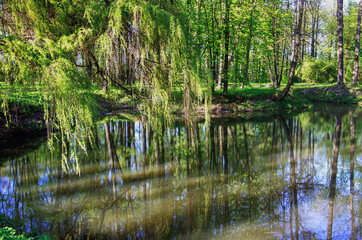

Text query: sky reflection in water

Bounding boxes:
[0,106,361,239]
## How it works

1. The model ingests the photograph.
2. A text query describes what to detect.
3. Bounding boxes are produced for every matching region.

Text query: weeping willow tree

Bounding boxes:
[0,0,204,166]
[93,0,204,131]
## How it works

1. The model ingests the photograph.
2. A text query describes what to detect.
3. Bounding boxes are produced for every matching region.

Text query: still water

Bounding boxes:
[0,106,361,239]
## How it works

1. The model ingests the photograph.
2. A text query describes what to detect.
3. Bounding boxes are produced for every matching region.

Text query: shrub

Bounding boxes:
[299,58,337,83]
[0,214,52,240]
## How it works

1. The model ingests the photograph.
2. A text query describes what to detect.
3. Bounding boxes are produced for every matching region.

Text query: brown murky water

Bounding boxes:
[0,106,361,239]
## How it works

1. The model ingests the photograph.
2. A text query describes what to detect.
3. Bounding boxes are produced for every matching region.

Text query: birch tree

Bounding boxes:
[352,0,362,85]
[273,0,305,102]
[337,0,344,85]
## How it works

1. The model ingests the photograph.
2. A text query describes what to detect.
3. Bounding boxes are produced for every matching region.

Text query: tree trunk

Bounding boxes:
[311,16,316,58]
[272,0,304,102]
[203,0,217,92]
[272,11,279,87]
[315,9,320,58]
[222,0,231,93]
[337,0,344,85]
[344,41,349,83]
[244,3,255,84]
[217,43,223,89]
[277,0,290,87]
[267,54,275,86]
[244,29,252,84]
[352,0,362,85]
[277,46,286,87]
[310,0,321,58]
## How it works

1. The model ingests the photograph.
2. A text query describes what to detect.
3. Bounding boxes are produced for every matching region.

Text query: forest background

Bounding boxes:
[1,1,362,239]
[0,0,362,142]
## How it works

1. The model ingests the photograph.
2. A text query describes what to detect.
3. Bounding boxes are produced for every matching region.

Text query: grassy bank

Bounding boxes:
[208,83,361,115]
[1,83,361,135]
[0,84,43,128]
[0,84,45,149]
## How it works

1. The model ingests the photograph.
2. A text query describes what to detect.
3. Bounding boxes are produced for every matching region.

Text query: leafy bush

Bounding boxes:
[299,58,337,83]
[0,214,52,240]
[0,227,52,239]
[0,227,28,240]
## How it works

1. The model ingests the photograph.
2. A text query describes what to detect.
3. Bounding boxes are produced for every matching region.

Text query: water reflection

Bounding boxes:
[0,107,361,239]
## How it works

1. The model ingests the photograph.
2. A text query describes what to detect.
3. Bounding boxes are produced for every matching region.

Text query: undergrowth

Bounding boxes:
[0,214,52,240]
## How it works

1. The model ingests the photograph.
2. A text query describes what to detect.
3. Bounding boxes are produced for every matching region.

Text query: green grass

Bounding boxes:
[206,83,361,114]
[0,83,44,128]
[213,86,279,103]
[291,83,361,104]
[0,83,43,115]
[0,82,360,127]
[1,83,42,105]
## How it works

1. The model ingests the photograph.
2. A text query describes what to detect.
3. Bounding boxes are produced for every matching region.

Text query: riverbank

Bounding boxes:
[208,83,361,115]
[1,83,361,146]
[0,85,45,151]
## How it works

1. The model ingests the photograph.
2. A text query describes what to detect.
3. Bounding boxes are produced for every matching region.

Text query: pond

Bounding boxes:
[0,106,361,239]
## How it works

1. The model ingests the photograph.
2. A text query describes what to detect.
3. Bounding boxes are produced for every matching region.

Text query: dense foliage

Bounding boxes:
[0,0,361,158]
[1,0,361,102]
[299,58,337,83]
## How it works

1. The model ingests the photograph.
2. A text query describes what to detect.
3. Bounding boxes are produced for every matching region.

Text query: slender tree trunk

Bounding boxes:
[311,16,316,58]
[344,41,349,83]
[234,45,240,85]
[315,9,320,58]
[244,31,252,84]
[310,0,321,58]
[222,0,231,93]
[352,0,362,85]
[301,8,307,63]
[278,46,286,87]
[272,0,304,101]
[337,0,344,85]
[203,0,217,92]
[211,3,217,92]
[244,4,255,84]
[217,43,223,89]
[272,2,280,87]
[267,54,275,86]
[277,1,290,87]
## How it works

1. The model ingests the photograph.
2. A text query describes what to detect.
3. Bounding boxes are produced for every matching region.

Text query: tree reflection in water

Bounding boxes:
[0,107,361,239]
[327,116,341,240]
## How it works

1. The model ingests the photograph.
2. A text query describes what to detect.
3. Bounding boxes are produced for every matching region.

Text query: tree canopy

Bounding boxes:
[0,0,361,140]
